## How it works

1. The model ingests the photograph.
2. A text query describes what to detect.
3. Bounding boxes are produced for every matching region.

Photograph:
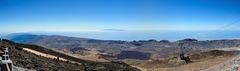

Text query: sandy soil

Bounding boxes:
[22,48,82,65]
[23,48,67,61]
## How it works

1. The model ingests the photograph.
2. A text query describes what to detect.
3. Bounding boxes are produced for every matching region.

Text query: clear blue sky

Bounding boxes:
[1,0,240,40]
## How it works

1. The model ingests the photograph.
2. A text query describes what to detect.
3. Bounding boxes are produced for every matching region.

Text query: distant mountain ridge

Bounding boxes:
[6,33,240,49]
[5,33,43,43]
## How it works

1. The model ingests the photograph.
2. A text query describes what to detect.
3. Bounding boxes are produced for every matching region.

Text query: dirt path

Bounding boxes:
[23,48,67,61]
[22,48,80,64]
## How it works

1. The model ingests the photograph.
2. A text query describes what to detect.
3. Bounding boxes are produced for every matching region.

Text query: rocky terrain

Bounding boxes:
[0,39,140,71]
[5,33,240,60]
[135,50,239,71]
[5,33,240,71]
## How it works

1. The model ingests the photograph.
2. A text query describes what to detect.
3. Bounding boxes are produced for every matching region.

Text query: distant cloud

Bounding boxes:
[102,29,126,32]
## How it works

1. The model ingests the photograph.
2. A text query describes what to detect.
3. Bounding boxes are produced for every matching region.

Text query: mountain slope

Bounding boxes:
[136,50,239,71]
[0,39,140,71]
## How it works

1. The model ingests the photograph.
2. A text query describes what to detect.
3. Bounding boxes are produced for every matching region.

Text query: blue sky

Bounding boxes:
[1,0,240,40]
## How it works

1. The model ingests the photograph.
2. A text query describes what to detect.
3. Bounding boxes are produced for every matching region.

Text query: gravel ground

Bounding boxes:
[14,67,36,71]
[202,48,240,71]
